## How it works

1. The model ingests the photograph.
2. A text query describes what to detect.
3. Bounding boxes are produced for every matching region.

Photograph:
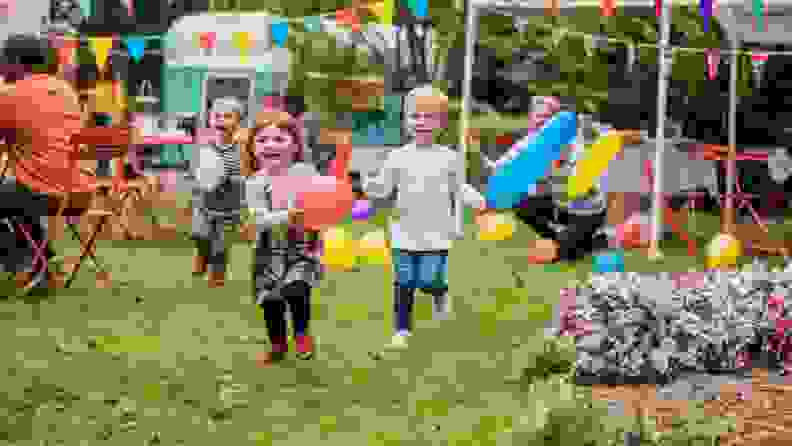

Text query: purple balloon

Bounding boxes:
[351,199,373,220]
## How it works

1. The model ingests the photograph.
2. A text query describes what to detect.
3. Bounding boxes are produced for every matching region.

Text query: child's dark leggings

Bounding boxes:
[258,281,312,344]
[514,195,607,261]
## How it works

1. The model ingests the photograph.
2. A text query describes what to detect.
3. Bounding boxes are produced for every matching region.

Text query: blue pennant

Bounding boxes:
[303,16,322,33]
[271,21,289,47]
[126,37,146,63]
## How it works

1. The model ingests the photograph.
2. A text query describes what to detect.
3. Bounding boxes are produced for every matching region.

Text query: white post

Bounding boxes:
[725,7,739,235]
[457,3,478,237]
[650,0,673,260]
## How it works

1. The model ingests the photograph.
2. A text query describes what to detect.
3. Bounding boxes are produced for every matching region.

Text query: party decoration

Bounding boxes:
[198,31,216,50]
[351,199,374,221]
[705,233,742,269]
[56,37,78,67]
[368,1,393,25]
[601,0,615,16]
[125,37,146,63]
[705,48,720,80]
[303,15,322,32]
[357,229,390,266]
[476,213,516,242]
[0,0,15,17]
[321,227,358,271]
[656,0,662,17]
[233,31,252,64]
[546,0,559,15]
[593,249,625,273]
[486,112,577,209]
[89,37,114,72]
[567,132,625,199]
[414,0,427,18]
[700,0,712,32]
[753,0,766,31]
[617,213,650,249]
[77,0,90,20]
[271,20,289,47]
[336,8,361,32]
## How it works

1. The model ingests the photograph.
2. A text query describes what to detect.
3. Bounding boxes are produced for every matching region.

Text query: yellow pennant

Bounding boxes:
[368,1,393,24]
[233,31,251,64]
[89,37,114,72]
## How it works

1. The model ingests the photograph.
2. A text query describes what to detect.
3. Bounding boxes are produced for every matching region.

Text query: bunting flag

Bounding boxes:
[706,48,720,80]
[89,37,114,72]
[303,15,322,32]
[336,8,361,32]
[753,0,766,31]
[77,0,90,20]
[656,0,662,17]
[752,52,769,68]
[700,0,711,32]
[368,1,393,25]
[233,31,252,64]
[198,31,216,50]
[55,36,78,67]
[271,20,289,47]
[125,36,146,63]
[546,0,559,16]
[601,0,614,17]
[414,0,427,18]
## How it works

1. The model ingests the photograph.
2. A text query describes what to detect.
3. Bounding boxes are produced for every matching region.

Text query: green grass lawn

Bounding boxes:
[0,200,771,445]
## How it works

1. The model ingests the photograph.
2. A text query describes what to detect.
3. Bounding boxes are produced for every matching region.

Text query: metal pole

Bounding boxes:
[456,3,477,237]
[650,0,672,259]
[724,7,739,235]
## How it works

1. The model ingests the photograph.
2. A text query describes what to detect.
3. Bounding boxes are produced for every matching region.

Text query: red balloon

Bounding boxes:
[298,179,355,231]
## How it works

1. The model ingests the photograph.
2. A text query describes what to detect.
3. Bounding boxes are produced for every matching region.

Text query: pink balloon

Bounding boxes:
[270,175,355,231]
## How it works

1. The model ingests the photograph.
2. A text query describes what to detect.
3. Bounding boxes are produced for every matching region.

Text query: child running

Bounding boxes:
[363,85,493,350]
[245,96,321,365]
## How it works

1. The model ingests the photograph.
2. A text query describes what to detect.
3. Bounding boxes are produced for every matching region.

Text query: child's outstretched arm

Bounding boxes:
[246,179,290,228]
[362,150,398,199]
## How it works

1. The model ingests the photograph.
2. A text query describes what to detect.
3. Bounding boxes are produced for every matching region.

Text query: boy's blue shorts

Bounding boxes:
[392,249,449,290]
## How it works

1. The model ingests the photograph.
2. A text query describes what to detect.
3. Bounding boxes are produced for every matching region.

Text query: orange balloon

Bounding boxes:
[299,180,355,231]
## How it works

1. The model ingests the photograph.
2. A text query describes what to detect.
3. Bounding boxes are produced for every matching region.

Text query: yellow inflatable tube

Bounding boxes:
[567,132,625,199]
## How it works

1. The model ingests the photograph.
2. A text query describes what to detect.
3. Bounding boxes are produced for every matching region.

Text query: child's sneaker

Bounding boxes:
[386,331,411,350]
[433,296,452,320]
[295,335,314,360]
[256,338,288,366]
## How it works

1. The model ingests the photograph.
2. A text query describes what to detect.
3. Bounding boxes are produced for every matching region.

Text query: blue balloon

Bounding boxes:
[486,112,577,209]
[593,250,625,273]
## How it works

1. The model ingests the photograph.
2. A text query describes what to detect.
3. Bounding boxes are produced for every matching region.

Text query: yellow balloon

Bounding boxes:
[322,226,349,250]
[705,233,742,269]
[477,213,515,241]
[322,247,357,271]
[567,133,624,199]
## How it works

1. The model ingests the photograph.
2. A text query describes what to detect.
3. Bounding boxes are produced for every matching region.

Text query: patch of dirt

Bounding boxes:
[588,369,792,445]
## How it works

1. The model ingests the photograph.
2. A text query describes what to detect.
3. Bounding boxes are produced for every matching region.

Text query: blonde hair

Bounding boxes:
[404,84,449,116]
[241,111,304,177]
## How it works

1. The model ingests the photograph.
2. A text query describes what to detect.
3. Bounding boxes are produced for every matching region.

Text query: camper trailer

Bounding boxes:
[161,12,290,165]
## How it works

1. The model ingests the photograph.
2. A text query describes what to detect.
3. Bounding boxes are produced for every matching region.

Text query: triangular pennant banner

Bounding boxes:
[753,0,766,31]
[126,37,146,63]
[303,15,322,32]
[706,48,720,80]
[198,31,216,49]
[414,0,427,18]
[700,0,711,32]
[336,8,361,32]
[751,52,769,68]
[89,37,114,72]
[601,0,615,16]
[271,21,289,47]
[406,0,417,15]
[77,0,90,20]
[233,32,251,64]
[656,0,662,17]
[382,0,394,24]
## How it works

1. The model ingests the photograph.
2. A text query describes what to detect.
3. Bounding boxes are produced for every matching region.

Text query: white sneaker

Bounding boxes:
[433,295,452,320]
[386,331,411,350]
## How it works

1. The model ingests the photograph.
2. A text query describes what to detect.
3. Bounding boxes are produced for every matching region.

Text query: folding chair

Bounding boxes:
[62,212,111,288]
[643,159,705,257]
[1,216,51,294]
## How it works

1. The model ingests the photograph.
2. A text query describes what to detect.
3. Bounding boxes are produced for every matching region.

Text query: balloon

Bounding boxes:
[477,213,516,241]
[357,230,391,265]
[351,199,374,221]
[486,112,577,209]
[322,226,350,250]
[322,247,357,271]
[593,249,625,273]
[617,213,650,249]
[567,132,625,199]
[705,233,742,269]
[270,175,356,232]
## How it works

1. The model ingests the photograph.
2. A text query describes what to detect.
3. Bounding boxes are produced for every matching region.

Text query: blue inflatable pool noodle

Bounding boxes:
[486,112,577,209]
